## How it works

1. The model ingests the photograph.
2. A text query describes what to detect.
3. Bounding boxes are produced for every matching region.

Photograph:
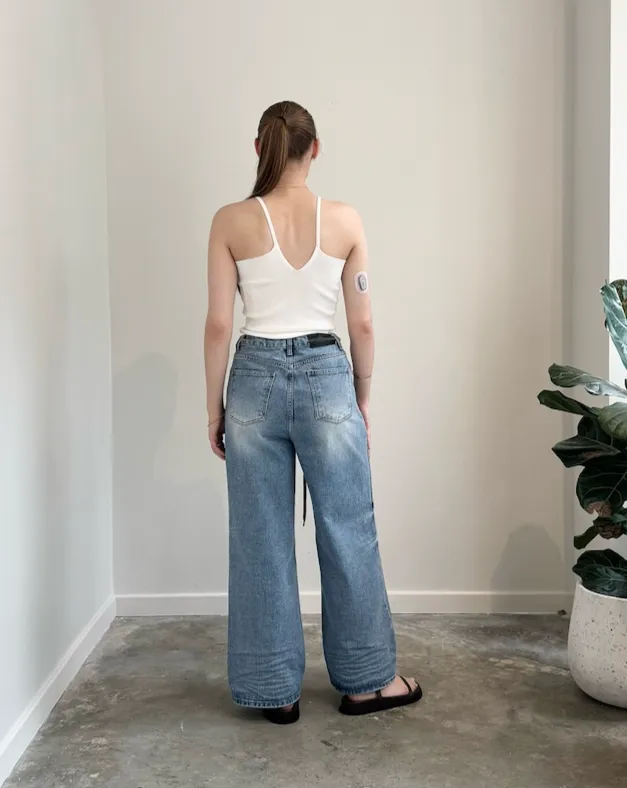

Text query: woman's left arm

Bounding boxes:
[204,207,237,459]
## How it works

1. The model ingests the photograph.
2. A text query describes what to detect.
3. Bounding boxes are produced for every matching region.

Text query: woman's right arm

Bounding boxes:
[341,207,374,445]
[204,206,238,459]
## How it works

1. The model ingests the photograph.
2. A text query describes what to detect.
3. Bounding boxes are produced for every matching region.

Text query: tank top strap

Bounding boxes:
[315,196,321,249]
[255,196,279,247]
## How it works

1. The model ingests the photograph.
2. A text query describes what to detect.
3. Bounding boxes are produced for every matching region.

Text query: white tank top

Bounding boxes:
[235,196,346,339]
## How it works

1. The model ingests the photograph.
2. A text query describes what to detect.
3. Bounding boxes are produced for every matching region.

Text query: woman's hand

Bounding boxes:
[358,402,371,452]
[208,414,226,460]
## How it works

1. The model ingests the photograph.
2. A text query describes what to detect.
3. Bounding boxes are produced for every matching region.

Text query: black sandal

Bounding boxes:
[339,677,422,716]
[262,701,300,725]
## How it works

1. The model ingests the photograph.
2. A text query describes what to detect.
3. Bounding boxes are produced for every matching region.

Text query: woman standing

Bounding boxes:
[204,101,421,724]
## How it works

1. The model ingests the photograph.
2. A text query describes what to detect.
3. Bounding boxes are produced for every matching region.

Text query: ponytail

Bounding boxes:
[250,117,289,198]
[250,101,317,199]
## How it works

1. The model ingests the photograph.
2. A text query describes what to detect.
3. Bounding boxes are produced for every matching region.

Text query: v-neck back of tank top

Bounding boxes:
[235,196,346,339]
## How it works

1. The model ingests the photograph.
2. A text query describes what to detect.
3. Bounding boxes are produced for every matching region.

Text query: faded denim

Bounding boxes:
[225,335,396,708]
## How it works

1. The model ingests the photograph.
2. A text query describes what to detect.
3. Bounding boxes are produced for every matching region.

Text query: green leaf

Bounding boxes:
[574,517,627,549]
[552,435,620,468]
[575,548,627,571]
[549,364,627,400]
[607,510,627,524]
[598,402,627,441]
[610,279,627,316]
[538,390,598,417]
[576,456,627,514]
[602,283,627,371]
[576,414,627,452]
[577,415,616,444]
[573,549,627,598]
[574,525,603,550]
[594,516,627,540]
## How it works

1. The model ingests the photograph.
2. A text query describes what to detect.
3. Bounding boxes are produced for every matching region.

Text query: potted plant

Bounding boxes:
[538,280,627,708]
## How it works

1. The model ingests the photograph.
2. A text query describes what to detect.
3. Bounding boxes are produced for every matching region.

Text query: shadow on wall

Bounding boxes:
[113,353,227,595]
[492,524,566,611]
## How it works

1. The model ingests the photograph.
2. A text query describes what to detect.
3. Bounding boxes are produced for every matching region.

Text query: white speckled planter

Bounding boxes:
[568,582,627,708]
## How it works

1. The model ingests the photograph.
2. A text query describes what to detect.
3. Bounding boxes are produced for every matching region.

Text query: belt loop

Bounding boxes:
[333,333,343,350]
[286,338,293,357]
[236,336,243,352]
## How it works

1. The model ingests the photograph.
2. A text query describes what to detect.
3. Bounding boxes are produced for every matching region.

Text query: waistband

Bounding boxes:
[236,333,342,351]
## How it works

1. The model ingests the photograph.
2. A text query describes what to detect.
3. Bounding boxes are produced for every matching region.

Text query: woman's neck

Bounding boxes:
[275,163,309,191]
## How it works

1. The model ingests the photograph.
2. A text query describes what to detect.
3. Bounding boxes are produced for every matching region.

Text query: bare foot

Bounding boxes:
[348,675,418,703]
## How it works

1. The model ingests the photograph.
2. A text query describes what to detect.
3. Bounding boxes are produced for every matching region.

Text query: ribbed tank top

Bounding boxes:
[235,196,346,339]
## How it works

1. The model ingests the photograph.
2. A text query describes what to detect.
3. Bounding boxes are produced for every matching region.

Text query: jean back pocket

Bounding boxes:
[307,368,352,423]
[227,369,276,425]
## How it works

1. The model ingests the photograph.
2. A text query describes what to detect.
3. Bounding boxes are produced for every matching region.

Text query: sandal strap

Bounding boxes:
[399,676,412,694]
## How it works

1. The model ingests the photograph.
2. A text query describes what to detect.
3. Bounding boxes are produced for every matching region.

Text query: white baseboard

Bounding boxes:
[116,592,228,616]
[116,590,572,617]
[0,595,116,788]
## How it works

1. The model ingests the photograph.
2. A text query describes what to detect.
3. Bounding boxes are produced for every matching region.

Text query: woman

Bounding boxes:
[204,101,421,724]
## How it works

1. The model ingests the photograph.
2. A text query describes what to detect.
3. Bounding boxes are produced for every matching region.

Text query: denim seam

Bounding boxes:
[307,367,350,376]
[331,674,397,696]
[231,369,275,378]
[232,692,301,709]
[234,351,344,369]
[234,354,289,369]
[293,352,345,368]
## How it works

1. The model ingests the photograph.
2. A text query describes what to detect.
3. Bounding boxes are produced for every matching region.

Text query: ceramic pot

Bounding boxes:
[568,582,627,708]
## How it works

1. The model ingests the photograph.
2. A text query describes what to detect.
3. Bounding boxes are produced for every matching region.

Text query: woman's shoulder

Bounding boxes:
[323,198,362,225]
[211,199,266,240]
[212,198,259,224]
[318,199,365,258]
[321,199,364,240]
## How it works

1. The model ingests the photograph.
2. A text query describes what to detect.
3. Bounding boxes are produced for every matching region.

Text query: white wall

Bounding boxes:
[610,1,627,308]
[609,1,627,562]
[569,0,610,383]
[0,2,113,781]
[566,0,611,569]
[99,0,569,614]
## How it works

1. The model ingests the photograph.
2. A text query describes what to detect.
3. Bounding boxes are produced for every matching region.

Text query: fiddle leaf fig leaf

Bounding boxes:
[552,435,619,468]
[602,283,627,372]
[598,403,627,441]
[573,517,627,550]
[573,549,627,598]
[549,364,627,400]
[538,390,598,417]
[576,457,627,515]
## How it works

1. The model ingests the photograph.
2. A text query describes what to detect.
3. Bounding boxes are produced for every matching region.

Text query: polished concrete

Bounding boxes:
[5,615,627,788]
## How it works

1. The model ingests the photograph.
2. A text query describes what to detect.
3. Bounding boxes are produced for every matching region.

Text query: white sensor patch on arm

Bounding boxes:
[354,272,369,294]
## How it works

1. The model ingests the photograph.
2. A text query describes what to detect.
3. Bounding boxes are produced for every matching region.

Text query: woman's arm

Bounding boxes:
[341,207,374,444]
[204,207,238,459]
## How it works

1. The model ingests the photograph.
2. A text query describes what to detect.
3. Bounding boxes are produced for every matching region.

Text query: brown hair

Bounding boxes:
[250,101,317,198]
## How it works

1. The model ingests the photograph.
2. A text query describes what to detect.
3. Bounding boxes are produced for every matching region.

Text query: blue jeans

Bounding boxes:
[225,334,396,708]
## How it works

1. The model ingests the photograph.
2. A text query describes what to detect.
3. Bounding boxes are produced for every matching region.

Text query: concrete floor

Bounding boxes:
[5,615,627,788]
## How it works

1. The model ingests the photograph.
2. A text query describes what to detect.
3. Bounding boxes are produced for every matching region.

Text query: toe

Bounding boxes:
[404,677,418,693]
